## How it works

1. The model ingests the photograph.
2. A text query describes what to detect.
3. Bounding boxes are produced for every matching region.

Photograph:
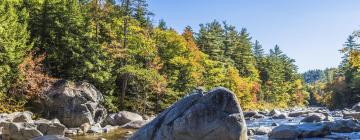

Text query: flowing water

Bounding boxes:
[246,116,360,140]
[69,128,134,140]
[70,114,360,140]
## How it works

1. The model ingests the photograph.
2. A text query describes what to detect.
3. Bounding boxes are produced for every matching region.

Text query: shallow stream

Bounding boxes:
[70,113,360,140]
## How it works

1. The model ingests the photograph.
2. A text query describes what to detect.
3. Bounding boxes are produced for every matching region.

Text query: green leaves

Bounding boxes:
[0,0,311,113]
[0,0,32,92]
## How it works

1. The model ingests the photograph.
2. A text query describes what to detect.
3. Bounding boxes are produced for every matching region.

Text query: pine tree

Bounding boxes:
[158,19,167,30]
[253,40,264,59]
[197,20,225,61]
[132,0,152,27]
[230,28,258,79]
[0,1,32,92]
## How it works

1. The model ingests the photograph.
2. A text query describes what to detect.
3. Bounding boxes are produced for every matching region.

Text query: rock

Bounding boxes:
[324,134,349,140]
[272,113,288,119]
[288,111,309,117]
[343,111,360,120]
[352,102,360,112]
[244,111,258,118]
[258,109,269,116]
[244,111,264,120]
[129,87,247,140]
[252,113,265,119]
[324,115,335,122]
[2,122,43,140]
[301,113,326,123]
[104,113,117,126]
[268,123,330,139]
[332,111,343,117]
[42,80,108,128]
[12,111,34,123]
[80,123,91,133]
[122,120,150,129]
[268,125,299,139]
[35,118,66,135]
[64,128,78,135]
[114,111,143,126]
[271,123,279,126]
[247,129,255,136]
[126,131,134,135]
[254,126,272,135]
[269,109,281,116]
[32,135,72,140]
[325,119,360,133]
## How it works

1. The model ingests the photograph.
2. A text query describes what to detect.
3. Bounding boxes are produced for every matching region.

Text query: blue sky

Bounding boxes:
[147,0,360,72]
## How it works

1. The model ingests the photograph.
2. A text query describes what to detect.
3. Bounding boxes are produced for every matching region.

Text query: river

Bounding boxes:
[70,111,360,140]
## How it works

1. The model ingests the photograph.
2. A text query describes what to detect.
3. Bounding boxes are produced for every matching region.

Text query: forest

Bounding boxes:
[1,0,359,116]
[304,35,360,109]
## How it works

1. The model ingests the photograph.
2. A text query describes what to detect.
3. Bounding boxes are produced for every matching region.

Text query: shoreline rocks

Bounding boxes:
[301,113,326,123]
[0,112,68,140]
[2,82,360,140]
[268,123,331,139]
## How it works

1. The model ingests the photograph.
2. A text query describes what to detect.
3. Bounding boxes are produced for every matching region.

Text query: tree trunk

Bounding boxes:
[119,0,130,110]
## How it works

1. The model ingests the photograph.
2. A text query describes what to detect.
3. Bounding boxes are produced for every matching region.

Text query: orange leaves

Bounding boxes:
[9,53,58,99]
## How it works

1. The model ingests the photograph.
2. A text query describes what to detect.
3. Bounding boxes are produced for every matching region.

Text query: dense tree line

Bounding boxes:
[304,35,360,109]
[0,0,308,114]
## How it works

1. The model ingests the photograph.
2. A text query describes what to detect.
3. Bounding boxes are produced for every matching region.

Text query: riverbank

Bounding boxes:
[1,82,360,140]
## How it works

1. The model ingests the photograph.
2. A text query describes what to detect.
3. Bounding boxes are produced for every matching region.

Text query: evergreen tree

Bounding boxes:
[158,19,167,30]
[132,0,152,27]
[197,20,225,61]
[0,0,32,92]
[253,40,265,59]
[230,28,258,79]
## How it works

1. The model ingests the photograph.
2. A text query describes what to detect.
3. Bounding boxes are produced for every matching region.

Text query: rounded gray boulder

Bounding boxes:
[129,87,247,140]
[41,80,107,128]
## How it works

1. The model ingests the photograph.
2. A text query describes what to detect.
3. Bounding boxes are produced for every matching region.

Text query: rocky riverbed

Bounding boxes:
[245,107,360,140]
[1,81,360,140]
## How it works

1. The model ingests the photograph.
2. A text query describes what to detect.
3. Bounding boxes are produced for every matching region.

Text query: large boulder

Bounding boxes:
[244,111,264,120]
[272,113,288,119]
[301,113,326,123]
[41,80,107,128]
[114,111,143,126]
[103,111,144,126]
[268,123,330,139]
[244,111,257,118]
[129,87,247,140]
[253,126,272,135]
[122,120,150,129]
[325,119,360,133]
[2,122,43,140]
[288,111,309,117]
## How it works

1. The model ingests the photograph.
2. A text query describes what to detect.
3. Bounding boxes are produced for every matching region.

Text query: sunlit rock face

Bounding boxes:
[42,80,107,128]
[129,87,247,140]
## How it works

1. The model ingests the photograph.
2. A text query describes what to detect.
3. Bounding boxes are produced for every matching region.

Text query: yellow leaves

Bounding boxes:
[0,91,26,113]
[350,51,360,71]
[170,56,189,65]
[220,66,259,109]
[294,79,303,89]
